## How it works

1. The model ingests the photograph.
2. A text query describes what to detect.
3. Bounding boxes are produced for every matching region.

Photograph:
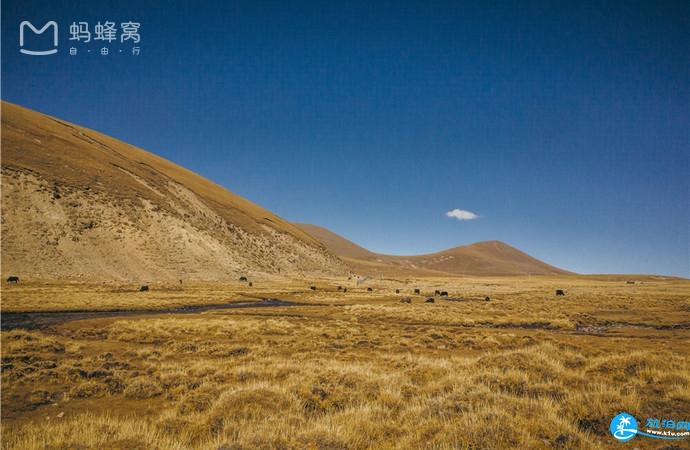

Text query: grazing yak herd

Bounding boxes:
[302,283,569,303]
[3,274,570,301]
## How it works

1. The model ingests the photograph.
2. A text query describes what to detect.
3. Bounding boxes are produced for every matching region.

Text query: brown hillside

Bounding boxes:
[294,224,377,260]
[295,224,570,276]
[1,102,345,281]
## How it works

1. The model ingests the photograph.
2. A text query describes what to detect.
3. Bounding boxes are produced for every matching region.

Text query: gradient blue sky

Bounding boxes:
[3,1,689,276]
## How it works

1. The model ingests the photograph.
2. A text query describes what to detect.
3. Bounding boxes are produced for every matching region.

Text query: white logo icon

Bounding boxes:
[19,21,58,55]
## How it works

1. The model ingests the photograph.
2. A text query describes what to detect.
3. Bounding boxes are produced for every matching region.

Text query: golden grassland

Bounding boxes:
[0,280,302,312]
[2,276,689,449]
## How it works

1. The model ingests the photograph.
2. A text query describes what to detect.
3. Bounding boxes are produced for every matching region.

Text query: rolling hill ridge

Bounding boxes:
[1,102,345,281]
[295,223,570,276]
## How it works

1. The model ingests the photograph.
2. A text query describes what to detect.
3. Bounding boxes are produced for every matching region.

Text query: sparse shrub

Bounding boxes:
[155,414,192,437]
[159,370,187,389]
[71,328,109,340]
[123,376,164,399]
[26,389,54,409]
[210,386,293,421]
[70,380,104,398]
[103,376,126,394]
[178,384,218,415]
[3,330,65,354]
[208,346,250,357]
[299,382,350,415]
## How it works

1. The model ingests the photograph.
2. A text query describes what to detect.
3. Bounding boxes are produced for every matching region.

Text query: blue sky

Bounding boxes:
[2,1,689,277]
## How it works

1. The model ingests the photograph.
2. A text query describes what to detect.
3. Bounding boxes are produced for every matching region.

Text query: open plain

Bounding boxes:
[2,275,689,449]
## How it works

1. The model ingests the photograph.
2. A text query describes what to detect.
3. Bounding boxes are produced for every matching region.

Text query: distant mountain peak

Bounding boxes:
[295,224,570,276]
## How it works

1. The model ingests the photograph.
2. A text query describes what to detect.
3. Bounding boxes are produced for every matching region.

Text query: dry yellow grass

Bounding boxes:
[2,276,689,449]
[0,281,290,312]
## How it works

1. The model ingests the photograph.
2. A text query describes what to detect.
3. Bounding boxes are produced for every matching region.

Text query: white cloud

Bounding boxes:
[445,209,479,221]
